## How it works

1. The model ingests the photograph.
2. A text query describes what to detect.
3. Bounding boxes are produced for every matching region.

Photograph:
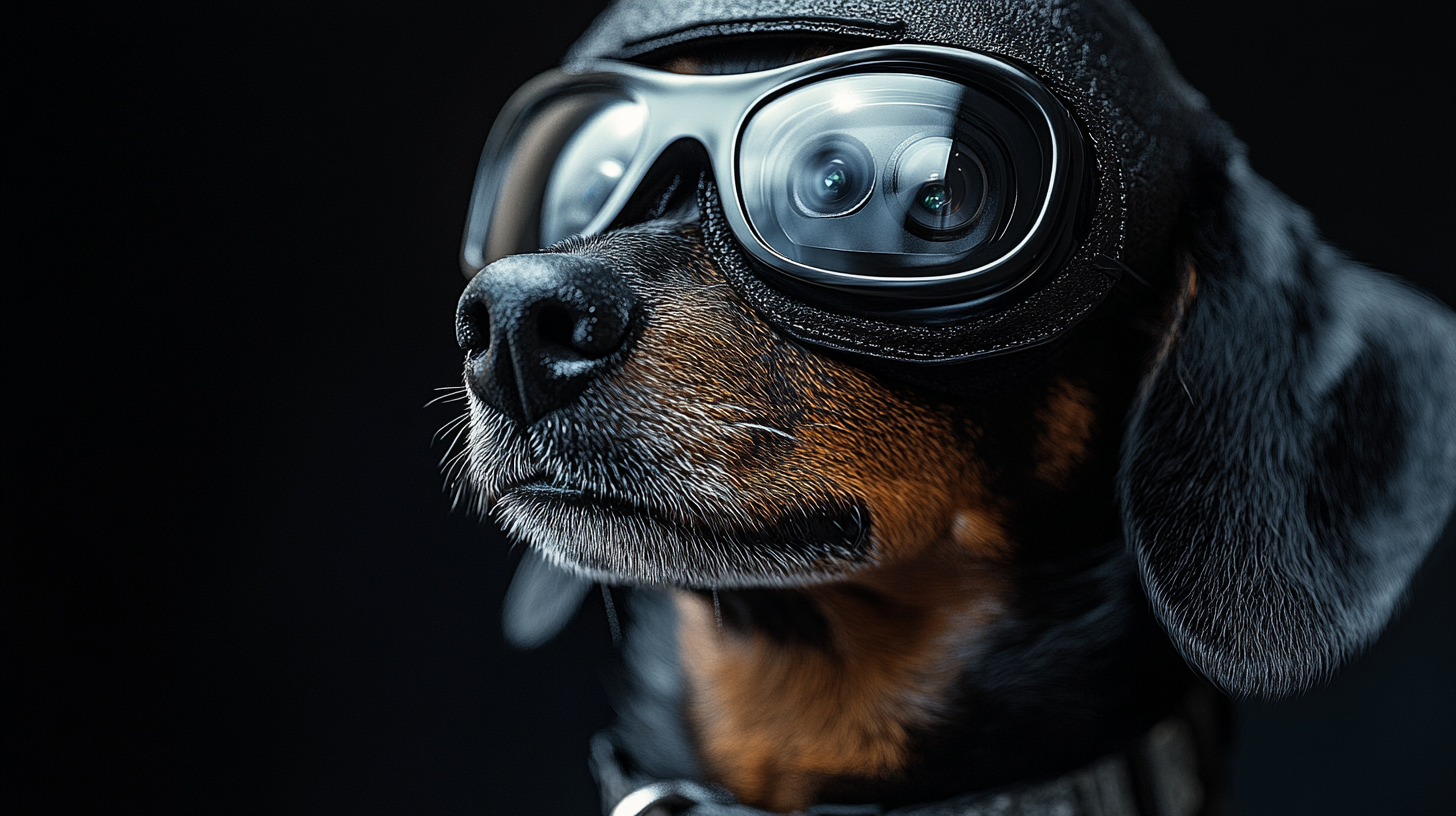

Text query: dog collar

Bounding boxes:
[591,709,1207,816]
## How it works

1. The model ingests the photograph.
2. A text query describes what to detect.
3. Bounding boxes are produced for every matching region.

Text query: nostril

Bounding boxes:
[536,301,577,356]
[572,304,627,358]
[536,299,628,359]
[457,300,492,356]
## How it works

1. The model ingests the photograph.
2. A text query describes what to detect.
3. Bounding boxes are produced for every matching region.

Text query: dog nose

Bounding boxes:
[456,253,637,424]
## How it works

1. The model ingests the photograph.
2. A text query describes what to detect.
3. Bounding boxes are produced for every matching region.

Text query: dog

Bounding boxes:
[446,2,1456,813]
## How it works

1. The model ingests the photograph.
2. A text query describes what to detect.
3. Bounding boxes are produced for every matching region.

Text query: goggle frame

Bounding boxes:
[461,44,1087,315]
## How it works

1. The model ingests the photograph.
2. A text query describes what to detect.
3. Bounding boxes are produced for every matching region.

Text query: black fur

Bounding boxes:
[1121,134,1456,698]
[467,1,1456,808]
[600,249,1207,804]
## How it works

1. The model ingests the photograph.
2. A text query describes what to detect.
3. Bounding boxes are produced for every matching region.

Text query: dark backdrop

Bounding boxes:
[4,3,1451,814]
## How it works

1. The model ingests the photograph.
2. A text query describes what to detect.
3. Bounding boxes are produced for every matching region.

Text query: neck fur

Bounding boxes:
[674,544,1010,812]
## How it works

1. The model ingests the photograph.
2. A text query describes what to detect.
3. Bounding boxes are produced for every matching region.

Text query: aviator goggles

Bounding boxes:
[461,44,1091,323]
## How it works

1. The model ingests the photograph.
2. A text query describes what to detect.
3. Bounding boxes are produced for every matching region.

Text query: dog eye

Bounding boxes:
[540,99,646,246]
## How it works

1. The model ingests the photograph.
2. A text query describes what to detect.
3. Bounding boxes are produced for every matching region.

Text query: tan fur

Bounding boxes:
[635,263,1024,807]
[677,547,1009,812]
[630,262,1020,808]
[472,226,1117,809]
[593,230,1013,567]
[1034,377,1097,487]
[582,233,1080,809]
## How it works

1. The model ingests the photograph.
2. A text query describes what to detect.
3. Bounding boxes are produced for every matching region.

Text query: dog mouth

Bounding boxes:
[493,475,873,588]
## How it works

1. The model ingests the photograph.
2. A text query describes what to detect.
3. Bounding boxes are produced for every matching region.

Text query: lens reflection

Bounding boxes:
[893,136,986,236]
[739,72,1026,274]
[791,136,874,218]
[540,99,645,246]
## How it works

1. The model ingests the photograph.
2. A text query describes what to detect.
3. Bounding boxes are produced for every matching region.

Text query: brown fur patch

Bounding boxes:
[581,234,1021,808]
[1033,378,1097,486]
[581,227,1014,570]
[660,56,707,74]
[677,548,1009,812]
[627,239,1032,805]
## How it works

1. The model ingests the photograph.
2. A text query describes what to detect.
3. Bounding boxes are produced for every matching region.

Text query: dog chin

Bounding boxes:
[489,478,872,588]
[459,396,873,588]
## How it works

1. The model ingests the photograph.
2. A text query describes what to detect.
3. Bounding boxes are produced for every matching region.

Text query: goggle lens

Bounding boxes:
[738,73,1036,277]
[464,46,1086,321]
[540,99,647,247]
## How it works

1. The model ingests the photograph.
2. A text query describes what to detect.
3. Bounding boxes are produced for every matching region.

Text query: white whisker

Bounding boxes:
[432,413,470,445]
[727,422,796,442]
[424,386,469,408]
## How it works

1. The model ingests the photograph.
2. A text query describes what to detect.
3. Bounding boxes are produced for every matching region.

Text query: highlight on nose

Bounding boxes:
[456,253,637,425]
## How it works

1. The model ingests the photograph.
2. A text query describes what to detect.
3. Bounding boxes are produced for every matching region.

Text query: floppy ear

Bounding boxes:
[502,548,593,649]
[1119,140,1456,698]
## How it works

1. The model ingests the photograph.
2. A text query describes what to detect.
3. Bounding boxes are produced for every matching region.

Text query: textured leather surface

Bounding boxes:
[563,0,1218,363]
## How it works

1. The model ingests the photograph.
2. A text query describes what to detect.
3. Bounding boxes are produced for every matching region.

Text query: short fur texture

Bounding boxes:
[451,1,1456,811]
[1122,135,1456,697]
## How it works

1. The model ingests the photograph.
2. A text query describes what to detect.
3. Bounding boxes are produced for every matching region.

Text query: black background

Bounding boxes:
[4,2,1452,814]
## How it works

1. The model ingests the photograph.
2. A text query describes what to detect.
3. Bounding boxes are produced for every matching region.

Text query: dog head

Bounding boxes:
[450,0,1456,699]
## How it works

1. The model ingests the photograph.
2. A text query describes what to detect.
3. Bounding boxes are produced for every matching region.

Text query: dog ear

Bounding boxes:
[1119,139,1456,698]
[502,548,593,649]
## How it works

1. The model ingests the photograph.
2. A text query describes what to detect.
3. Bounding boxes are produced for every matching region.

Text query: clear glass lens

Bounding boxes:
[738,74,1014,276]
[790,135,875,218]
[539,99,646,246]
[894,136,986,234]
